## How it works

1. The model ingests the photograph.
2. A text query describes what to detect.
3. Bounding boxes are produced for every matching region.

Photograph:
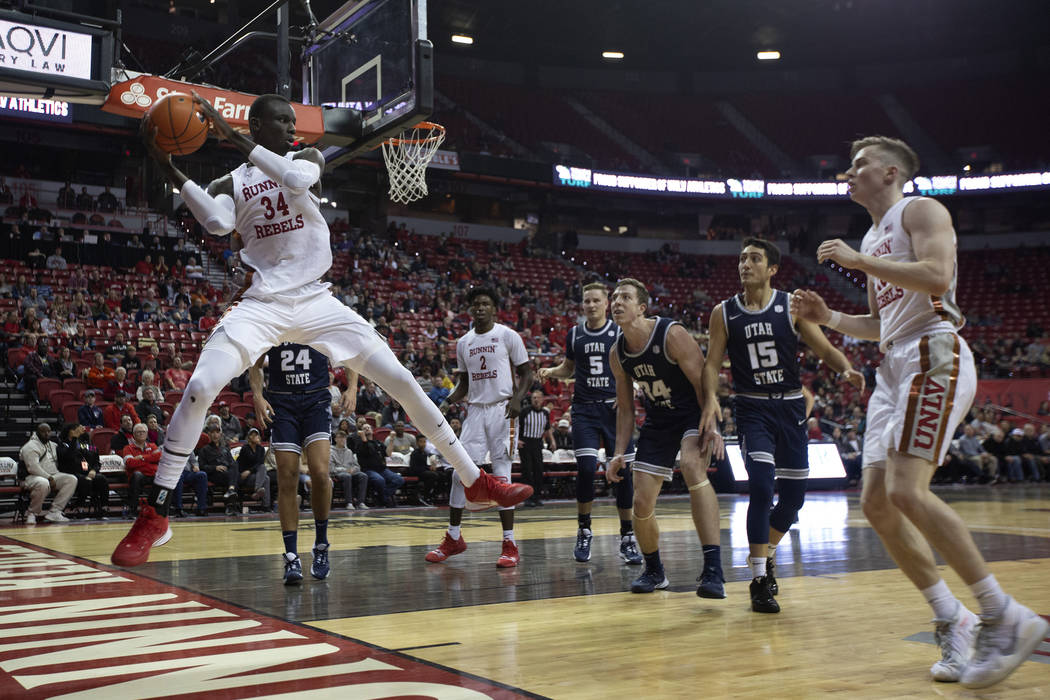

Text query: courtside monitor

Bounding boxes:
[304,0,432,161]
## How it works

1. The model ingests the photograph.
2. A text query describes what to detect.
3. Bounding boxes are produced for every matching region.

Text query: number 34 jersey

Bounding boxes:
[615,317,699,418]
[722,289,801,395]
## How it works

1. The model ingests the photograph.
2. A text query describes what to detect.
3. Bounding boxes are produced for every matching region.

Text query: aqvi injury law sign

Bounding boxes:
[0,18,93,81]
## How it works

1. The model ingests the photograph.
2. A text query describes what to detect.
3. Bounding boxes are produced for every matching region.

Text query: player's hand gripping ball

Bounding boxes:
[144,93,209,156]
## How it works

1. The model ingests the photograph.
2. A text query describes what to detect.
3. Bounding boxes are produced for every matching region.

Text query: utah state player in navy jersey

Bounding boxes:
[539,283,641,565]
[704,239,862,613]
[250,343,357,585]
[606,279,726,597]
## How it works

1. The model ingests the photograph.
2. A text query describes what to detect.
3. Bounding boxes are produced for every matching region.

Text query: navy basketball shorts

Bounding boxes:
[572,401,635,464]
[268,390,332,454]
[633,406,702,481]
[734,395,809,478]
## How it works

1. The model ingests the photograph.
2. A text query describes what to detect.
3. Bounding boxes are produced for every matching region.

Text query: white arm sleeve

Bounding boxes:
[248,145,320,194]
[180,180,235,236]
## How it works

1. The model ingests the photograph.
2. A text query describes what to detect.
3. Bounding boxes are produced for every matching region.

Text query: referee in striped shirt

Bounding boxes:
[517,390,554,507]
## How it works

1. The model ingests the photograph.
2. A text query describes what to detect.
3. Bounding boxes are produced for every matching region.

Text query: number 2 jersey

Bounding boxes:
[722,289,801,395]
[565,319,619,404]
[615,316,699,420]
[230,152,332,297]
[456,323,529,405]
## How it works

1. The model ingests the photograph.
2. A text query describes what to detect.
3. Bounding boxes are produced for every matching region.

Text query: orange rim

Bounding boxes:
[384,121,445,147]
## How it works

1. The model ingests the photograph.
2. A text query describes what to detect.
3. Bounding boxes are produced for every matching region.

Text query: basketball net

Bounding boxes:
[381,122,446,204]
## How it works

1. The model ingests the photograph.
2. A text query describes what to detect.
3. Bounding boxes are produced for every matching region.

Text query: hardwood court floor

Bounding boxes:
[2,486,1048,698]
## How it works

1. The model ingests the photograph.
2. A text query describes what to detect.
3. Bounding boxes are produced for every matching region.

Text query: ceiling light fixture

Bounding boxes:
[451,34,474,45]
[602,51,624,60]
[756,50,781,60]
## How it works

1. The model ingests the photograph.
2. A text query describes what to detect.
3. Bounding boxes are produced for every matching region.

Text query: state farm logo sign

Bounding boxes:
[0,19,93,80]
[120,82,152,108]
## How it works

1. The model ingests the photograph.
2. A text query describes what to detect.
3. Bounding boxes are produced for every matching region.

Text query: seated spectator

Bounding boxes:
[164,355,192,394]
[136,368,160,401]
[77,389,105,430]
[26,245,46,269]
[199,308,218,332]
[155,255,171,277]
[169,299,191,325]
[83,352,114,390]
[806,417,824,441]
[384,420,415,457]
[553,418,573,451]
[355,424,404,507]
[121,422,162,516]
[173,451,209,517]
[136,386,167,425]
[109,414,135,454]
[330,428,367,509]
[198,425,239,509]
[102,366,135,401]
[1020,424,1047,481]
[121,347,142,372]
[22,337,56,402]
[96,186,119,213]
[426,369,450,405]
[56,422,108,517]
[45,246,67,270]
[217,401,243,443]
[356,378,385,415]
[1003,428,1029,482]
[57,181,76,208]
[184,256,205,280]
[103,390,140,430]
[145,412,165,445]
[20,422,77,524]
[956,424,999,483]
[381,400,408,428]
[135,301,159,325]
[236,427,270,509]
[837,426,863,486]
[107,332,129,362]
[407,433,450,506]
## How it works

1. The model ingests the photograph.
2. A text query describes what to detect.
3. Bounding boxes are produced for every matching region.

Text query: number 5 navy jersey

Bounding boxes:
[722,289,801,395]
[566,319,619,404]
[615,317,699,418]
[265,343,330,394]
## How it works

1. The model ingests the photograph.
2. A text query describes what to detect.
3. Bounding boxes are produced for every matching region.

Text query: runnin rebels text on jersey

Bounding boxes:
[722,289,802,394]
[615,317,698,417]
[456,324,529,405]
[230,152,332,297]
[265,343,330,394]
[565,320,619,403]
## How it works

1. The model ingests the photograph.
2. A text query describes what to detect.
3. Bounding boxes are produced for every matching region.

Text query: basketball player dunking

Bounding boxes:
[112,93,531,567]
[704,238,863,613]
[792,135,1047,688]
[606,279,726,596]
[539,282,642,565]
[426,288,533,568]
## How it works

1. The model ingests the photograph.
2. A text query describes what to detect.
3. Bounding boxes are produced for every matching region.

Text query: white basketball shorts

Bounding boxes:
[862,331,976,468]
[208,280,387,371]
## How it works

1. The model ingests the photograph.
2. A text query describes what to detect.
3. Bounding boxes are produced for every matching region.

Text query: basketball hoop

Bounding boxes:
[381,121,446,204]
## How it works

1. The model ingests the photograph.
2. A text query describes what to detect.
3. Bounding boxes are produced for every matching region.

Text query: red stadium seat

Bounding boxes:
[62,403,82,424]
[91,429,117,455]
[49,390,75,413]
[36,378,61,403]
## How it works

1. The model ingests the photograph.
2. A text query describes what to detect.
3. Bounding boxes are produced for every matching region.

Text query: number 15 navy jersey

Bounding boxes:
[722,289,801,394]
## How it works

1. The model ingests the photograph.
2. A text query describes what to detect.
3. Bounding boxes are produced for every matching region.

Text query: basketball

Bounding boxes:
[146,92,208,156]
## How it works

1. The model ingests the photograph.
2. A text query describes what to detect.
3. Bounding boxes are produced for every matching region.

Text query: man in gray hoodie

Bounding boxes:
[20,423,77,524]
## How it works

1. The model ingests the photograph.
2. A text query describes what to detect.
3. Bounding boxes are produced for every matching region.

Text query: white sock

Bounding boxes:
[969,574,1008,620]
[503,530,514,543]
[750,556,767,579]
[447,525,461,540]
[921,579,961,620]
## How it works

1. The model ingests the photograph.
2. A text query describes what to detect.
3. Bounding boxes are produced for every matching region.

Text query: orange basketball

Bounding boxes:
[146,93,209,156]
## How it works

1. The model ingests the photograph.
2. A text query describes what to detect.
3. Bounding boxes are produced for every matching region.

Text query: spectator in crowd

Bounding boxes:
[56,180,75,208]
[97,186,119,213]
[837,426,863,486]
[553,418,574,451]
[45,246,67,270]
[56,422,108,517]
[103,390,140,430]
[103,366,134,401]
[136,386,167,426]
[426,369,450,405]
[145,412,165,445]
[55,346,76,380]
[26,246,46,269]
[22,337,55,403]
[356,378,384,415]
[83,352,114,390]
[381,399,408,428]
[164,355,191,394]
[120,347,141,372]
[1003,428,1028,482]
[956,424,999,483]
[384,421,415,457]
[110,414,136,454]
[184,256,205,280]
[217,401,243,443]
[407,433,450,506]
[1020,424,1047,481]
[75,186,94,211]
[330,428,368,509]
[355,424,404,507]
[198,425,239,511]
[122,422,162,517]
[169,299,191,325]
[20,422,77,524]
[107,332,130,363]
[173,451,209,517]
[806,417,824,441]
[77,389,105,430]
[236,427,270,510]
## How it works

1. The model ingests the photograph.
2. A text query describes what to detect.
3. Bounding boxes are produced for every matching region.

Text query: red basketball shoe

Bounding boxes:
[111,505,172,567]
[496,539,520,568]
[425,532,467,563]
[463,470,533,509]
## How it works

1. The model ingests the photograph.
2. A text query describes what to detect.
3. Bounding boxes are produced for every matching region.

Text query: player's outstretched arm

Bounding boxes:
[607,349,635,483]
[816,200,955,295]
[668,324,725,459]
[538,356,575,381]
[791,288,881,342]
[796,318,866,390]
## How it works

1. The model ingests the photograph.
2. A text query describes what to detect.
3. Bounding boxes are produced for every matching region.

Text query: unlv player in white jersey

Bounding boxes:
[426,287,533,568]
[792,135,1047,689]
[112,94,531,568]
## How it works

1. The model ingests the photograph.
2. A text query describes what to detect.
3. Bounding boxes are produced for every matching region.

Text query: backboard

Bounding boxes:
[304,0,432,163]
